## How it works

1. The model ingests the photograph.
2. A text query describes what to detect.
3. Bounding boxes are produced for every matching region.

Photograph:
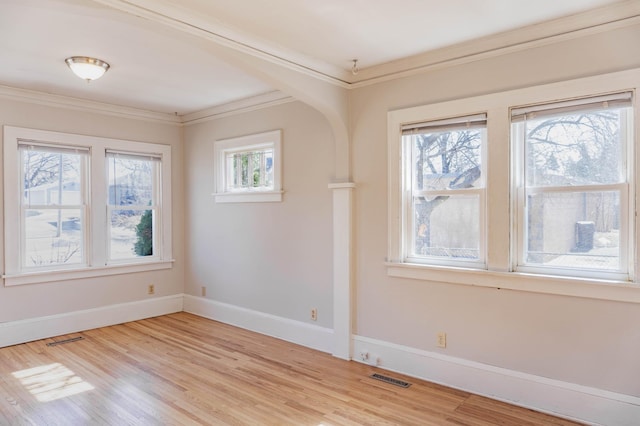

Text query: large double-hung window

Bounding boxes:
[512,92,633,280]
[388,70,638,300]
[3,126,173,286]
[401,114,486,267]
[20,142,89,269]
[107,151,161,262]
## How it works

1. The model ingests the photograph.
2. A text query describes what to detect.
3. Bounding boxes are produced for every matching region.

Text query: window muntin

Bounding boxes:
[225,146,274,192]
[388,71,640,301]
[513,93,632,279]
[214,129,282,203]
[402,114,486,267]
[20,143,88,270]
[106,151,161,262]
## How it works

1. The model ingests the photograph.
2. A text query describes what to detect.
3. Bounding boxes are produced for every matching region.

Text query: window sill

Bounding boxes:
[386,262,640,304]
[213,191,283,203]
[3,260,175,287]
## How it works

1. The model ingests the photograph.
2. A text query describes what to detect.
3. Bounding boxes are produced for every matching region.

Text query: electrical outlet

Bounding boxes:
[437,332,447,348]
[201,286,206,297]
[148,284,155,295]
[311,308,318,321]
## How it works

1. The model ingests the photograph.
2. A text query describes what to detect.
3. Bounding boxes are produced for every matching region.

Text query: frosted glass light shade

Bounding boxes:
[65,56,110,81]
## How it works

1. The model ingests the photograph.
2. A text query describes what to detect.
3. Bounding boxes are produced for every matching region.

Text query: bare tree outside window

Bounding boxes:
[407,125,484,262]
[520,106,626,271]
[21,147,85,267]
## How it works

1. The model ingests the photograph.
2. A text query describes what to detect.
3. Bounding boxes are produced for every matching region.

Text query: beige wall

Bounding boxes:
[183,101,334,327]
[351,23,640,396]
[2,14,639,407]
[0,98,185,322]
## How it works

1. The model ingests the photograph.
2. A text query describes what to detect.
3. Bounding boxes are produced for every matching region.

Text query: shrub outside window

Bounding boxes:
[3,126,173,286]
[107,151,161,262]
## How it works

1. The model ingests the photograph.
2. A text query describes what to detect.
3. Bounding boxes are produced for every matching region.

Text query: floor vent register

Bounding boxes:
[370,373,412,388]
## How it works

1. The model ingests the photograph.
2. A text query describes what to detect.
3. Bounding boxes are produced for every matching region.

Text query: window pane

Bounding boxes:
[409,129,482,191]
[109,209,154,260]
[405,125,484,265]
[23,149,83,206]
[24,209,83,267]
[411,194,480,260]
[524,108,624,187]
[225,148,274,191]
[526,191,620,271]
[264,150,274,187]
[107,154,157,262]
[107,156,154,206]
[21,147,85,270]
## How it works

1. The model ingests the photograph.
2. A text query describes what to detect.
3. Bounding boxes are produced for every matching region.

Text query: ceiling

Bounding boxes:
[0,0,631,117]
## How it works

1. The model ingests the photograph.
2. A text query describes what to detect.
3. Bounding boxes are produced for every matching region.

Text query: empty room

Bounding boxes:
[1,0,639,424]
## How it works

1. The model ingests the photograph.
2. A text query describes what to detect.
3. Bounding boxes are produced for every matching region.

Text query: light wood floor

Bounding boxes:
[0,312,581,425]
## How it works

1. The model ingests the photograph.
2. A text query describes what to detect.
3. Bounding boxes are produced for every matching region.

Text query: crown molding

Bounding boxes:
[95,0,640,90]
[92,0,352,88]
[0,84,181,125]
[3,1,638,126]
[0,84,297,127]
[181,91,295,125]
[352,1,640,87]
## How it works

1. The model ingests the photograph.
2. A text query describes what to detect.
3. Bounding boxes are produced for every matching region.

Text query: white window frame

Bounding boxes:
[3,126,173,286]
[213,130,283,203]
[387,68,640,304]
[106,150,163,265]
[512,93,633,282]
[18,142,90,271]
[400,114,487,269]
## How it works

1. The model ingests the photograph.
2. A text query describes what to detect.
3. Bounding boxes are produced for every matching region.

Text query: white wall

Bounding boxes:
[0,98,185,323]
[183,101,334,328]
[351,22,640,399]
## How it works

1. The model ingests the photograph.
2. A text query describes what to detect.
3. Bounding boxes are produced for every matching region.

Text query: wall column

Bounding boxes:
[329,182,355,360]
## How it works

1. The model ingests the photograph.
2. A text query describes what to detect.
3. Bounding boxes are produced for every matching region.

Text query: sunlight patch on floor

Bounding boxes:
[12,363,94,402]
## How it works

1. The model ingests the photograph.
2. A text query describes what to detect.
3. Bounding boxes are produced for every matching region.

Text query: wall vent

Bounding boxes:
[370,373,411,388]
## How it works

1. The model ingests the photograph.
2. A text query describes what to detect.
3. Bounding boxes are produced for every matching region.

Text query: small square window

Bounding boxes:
[214,130,282,203]
[225,148,274,192]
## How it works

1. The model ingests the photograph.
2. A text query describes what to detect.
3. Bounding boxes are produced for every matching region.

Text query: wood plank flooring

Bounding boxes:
[0,312,581,425]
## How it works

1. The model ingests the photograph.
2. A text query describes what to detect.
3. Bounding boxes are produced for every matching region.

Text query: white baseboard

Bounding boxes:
[183,295,333,354]
[0,294,184,348]
[353,335,640,426]
[5,294,635,426]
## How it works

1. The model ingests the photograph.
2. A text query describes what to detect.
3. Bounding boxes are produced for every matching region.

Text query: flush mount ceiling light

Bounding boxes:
[65,56,110,82]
